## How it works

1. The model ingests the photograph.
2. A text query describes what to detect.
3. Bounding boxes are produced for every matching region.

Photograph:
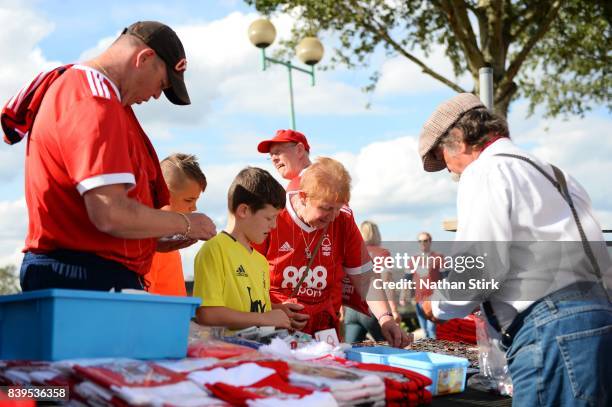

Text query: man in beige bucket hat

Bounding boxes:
[418,93,612,404]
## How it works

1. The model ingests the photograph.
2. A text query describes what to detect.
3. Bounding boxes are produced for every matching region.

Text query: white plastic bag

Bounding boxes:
[468,311,513,396]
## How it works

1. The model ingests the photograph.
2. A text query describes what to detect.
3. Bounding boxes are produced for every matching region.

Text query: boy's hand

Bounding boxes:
[264,309,292,329]
[186,213,217,240]
[276,302,310,330]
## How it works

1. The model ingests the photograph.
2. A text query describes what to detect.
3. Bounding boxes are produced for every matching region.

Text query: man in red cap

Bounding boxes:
[257,129,312,191]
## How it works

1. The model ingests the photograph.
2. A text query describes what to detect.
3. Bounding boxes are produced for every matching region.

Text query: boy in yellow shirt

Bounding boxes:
[194,167,302,329]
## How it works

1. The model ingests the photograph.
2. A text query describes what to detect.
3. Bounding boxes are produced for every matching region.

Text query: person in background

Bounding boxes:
[15,21,216,292]
[344,220,402,343]
[410,232,443,339]
[257,129,311,191]
[147,154,207,296]
[194,167,300,330]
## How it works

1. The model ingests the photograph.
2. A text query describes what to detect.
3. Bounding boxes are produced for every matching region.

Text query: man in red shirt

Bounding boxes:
[256,157,411,347]
[17,21,216,291]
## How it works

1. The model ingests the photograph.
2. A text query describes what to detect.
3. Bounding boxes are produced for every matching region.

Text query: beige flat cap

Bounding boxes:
[419,93,484,172]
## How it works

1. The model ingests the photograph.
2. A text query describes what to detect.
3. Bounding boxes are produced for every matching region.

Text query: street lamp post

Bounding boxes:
[248,19,324,130]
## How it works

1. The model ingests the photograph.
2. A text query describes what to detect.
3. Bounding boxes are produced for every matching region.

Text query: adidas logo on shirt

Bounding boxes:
[279,241,293,252]
[235,265,248,277]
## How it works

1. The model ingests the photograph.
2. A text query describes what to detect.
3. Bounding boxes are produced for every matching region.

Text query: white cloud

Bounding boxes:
[219,67,369,116]
[508,105,612,215]
[0,197,27,267]
[179,241,203,282]
[375,47,473,97]
[0,142,25,183]
[0,5,59,102]
[0,5,60,183]
[331,136,457,218]
[76,11,372,142]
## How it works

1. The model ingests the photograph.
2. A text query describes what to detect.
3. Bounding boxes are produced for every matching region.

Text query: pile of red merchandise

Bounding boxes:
[65,359,221,406]
[187,338,258,360]
[189,359,336,406]
[435,315,477,344]
[309,356,432,407]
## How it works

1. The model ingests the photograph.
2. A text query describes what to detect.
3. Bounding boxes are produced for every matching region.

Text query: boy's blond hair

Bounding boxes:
[300,157,351,203]
[160,153,207,191]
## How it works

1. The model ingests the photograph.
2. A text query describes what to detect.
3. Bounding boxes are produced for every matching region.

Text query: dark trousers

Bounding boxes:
[20,250,144,292]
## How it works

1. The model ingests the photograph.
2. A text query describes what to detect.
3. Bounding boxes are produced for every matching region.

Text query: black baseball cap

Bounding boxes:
[123,21,191,105]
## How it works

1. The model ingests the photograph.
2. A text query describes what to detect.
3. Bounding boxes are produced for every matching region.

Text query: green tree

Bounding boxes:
[246,0,611,117]
[0,264,20,295]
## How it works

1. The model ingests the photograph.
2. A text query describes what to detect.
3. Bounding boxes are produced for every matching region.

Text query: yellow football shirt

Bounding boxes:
[193,231,271,314]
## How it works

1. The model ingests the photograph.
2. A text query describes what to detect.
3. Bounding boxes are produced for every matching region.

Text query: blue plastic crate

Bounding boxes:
[346,347,469,396]
[345,346,412,364]
[0,289,200,361]
[388,352,469,395]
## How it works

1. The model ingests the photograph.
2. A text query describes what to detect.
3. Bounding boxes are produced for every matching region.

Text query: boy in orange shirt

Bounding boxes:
[147,153,207,295]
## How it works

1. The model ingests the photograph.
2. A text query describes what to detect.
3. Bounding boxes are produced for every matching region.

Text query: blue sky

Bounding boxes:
[1,0,610,279]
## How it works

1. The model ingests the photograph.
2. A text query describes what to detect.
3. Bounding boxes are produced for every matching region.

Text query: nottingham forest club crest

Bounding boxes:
[321,234,332,256]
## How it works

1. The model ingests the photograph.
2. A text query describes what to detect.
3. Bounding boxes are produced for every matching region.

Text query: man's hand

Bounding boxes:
[156,238,198,252]
[380,316,412,348]
[186,213,217,240]
[274,302,310,330]
[420,300,442,322]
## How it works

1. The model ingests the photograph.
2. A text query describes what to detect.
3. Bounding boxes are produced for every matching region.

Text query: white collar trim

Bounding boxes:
[286,191,316,233]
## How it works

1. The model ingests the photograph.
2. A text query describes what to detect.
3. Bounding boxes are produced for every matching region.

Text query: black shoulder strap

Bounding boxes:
[495,153,608,297]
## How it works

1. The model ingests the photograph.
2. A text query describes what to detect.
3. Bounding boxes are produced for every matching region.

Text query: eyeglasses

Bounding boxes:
[418,239,431,243]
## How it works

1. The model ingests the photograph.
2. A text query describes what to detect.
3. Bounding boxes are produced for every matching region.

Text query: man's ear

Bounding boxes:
[296,142,306,156]
[448,128,468,153]
[135,48,156,68]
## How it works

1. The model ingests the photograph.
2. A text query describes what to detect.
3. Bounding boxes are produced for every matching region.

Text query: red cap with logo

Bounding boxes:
[257,129,311,153]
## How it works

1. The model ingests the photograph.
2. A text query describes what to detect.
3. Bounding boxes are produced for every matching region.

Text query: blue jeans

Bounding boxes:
[505,282,612,406]
[20,250,144,292]
[344,306,384,343]
[416,302,437,338]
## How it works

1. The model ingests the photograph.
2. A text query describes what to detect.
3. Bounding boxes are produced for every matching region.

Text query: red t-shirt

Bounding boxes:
[24,65,168,275]
[256,191,372,334]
